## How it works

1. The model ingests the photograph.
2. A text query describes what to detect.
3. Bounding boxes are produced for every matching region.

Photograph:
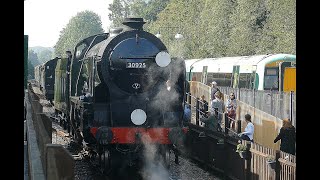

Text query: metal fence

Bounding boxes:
[186,124,296,180]
[219,87,296,127]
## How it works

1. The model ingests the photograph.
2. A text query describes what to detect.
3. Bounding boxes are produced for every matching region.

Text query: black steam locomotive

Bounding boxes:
[34,57,59,104]
[52,18,188,173]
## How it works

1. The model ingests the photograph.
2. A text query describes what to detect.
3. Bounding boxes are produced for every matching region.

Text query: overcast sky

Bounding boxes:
[24,0,113,48]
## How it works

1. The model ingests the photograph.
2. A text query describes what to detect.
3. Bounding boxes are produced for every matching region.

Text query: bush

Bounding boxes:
[266,155,276,162]
[236,143,247,152]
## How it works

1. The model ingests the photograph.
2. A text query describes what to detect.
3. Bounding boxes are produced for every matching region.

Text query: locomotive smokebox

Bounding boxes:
[122,17,146,31]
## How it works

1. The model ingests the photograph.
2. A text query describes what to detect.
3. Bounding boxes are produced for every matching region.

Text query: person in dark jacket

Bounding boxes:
[183,104,191,124]
[200,110,218,131]
[274,119,296,155]
[199,95,209,117]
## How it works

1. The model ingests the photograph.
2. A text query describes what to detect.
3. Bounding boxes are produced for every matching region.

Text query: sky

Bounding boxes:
[24,0,113,48]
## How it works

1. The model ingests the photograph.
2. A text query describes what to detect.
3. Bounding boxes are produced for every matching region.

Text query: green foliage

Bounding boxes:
[54,10,104,57]
[148,0,202,58]
[227,0,267,56]
[107,0,295,58]
[27,60,35,79]
[38,49,53,64]
[130,0,170,23]
[28,49,40,66]
[256,0,296,54]
[197,0,236,57]
[236,143,247,152]
[108,0,132,27]
[266,155,276,162]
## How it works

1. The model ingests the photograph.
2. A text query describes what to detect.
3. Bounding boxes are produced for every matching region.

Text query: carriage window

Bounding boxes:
[223,73,232,87]
[238,73,251,88]
[264,68,278,90]
[264,76,278,90]
[266,68,277,75]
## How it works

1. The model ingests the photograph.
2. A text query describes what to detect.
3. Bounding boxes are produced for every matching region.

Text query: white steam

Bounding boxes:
[140,133,170,180]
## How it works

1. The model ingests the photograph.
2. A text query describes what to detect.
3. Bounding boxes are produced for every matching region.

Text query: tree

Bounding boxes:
[106,0,296,58]
[197,0,236,58]
[148,0,204,59]
[108,0,132,27]
[108,0,170,29]
[130,0,170,23]
[28,60,35,79]
[38,49,53,64]
[28,49,39,79]
[227,0,268,56]
[256,0,296,54]
[54,10,104,57]
[28,49,40,66]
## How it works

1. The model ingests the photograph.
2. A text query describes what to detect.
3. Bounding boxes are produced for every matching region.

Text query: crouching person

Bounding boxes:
[238,114,254,142]
[200,110,218,131]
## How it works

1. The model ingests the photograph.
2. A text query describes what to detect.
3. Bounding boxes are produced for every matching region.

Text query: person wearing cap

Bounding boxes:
[238,114,254,142]
[183,104,191,124]
[210,81,220,102]
[200,110,218,131]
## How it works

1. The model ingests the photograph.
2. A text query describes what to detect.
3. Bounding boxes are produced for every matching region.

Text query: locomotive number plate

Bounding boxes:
[126,62,146,68]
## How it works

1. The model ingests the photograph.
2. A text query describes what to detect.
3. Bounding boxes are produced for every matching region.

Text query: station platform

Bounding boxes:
[24,89,45,180]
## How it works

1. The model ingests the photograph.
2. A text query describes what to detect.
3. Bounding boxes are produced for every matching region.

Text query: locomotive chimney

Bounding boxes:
[122,17,146,31]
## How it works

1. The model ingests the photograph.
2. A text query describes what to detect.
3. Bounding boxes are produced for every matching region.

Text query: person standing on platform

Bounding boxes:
[183,104,191,124]
[274,119,296,155]
[199,95,209,117]
[225,92,237,130]
[238,114,254,142]
[211,91,224,131]
[210,81,220,103]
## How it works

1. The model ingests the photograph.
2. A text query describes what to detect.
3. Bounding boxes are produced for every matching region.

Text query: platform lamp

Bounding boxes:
[155,26,184,41]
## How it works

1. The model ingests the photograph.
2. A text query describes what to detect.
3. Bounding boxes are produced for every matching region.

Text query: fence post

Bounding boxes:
[270,91,273,115]
[275,150,281,180]
[224,113,229,135]
[290,91,293,123]
[253,89,256,111]
[196,97,200,126]
[237,120,241,133]
[244,142,252,180]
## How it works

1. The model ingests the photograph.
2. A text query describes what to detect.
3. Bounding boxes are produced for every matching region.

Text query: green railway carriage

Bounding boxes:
[185,54,296,92]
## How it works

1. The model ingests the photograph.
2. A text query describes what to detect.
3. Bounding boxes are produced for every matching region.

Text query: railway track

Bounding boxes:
[32,85,222,180]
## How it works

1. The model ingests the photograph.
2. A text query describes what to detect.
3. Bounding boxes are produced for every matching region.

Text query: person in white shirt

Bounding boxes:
[238,114,254,142]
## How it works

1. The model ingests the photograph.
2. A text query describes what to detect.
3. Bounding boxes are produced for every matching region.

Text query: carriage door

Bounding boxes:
[249,65,257,89]
[280,62,296,92]
[231,65,240,88]
[201,66,208,84]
